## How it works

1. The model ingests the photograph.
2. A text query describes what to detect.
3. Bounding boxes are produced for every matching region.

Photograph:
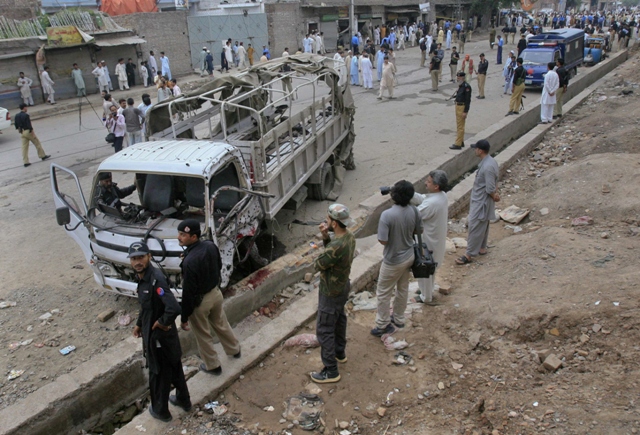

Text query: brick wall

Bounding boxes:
[0,0,40,20]
[266,3,304,57]
[111,11,192,77]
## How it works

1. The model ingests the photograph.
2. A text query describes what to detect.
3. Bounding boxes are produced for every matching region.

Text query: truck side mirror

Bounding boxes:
[56,207,71,226]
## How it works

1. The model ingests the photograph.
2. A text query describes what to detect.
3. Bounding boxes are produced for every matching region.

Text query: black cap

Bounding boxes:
[456,71,466,77]
[128,241,150,258]
[178,219,201,236]
[98,172,112,181]
[480,53,485,57]
[470,140,490,152]
[517,57,523,63]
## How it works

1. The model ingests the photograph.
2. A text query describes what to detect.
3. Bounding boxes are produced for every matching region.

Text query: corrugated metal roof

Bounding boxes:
[98,140,238,176]
[94,36,147,47]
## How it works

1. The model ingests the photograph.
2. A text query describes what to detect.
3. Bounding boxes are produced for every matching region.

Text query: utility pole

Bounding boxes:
[350,0,356,41]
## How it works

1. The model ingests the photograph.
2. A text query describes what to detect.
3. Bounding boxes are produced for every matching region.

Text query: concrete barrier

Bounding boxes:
[0,48,629,435]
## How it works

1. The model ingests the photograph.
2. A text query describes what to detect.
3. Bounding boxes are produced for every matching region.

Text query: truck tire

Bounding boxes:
[308,162,334,201]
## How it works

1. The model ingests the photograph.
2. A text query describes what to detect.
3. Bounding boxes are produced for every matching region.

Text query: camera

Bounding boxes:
[380,186,391,195]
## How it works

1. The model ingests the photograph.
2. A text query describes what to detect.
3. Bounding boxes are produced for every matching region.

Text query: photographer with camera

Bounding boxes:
[371,180,422,337]
[105,104,126,153]
[410,170,449,304]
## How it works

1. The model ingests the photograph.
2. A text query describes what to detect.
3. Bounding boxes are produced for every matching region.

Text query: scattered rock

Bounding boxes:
[536,349,553,363]
[339,421,349,429]
[377,407,386,417]
[438,382,445,390]
[580,334,590,344]
[120,405,138,424]
[97,310,115,323]
[0,301,17,309]
[571,216,594,226]
[451,362,463,370]
[600,232,609,239]
[592,324,602,333]
[549,328,560,336]
[445,238,457,253]
[543,354,563,371]
[438,283,452,295]
[576,349,589,357]
[451,238,467,249]
[601,184,611,193]
[39,312,52,321]
[304,272,313,283]
[304,383,322,395]
[508,411,518,418]
[539,207,549,216]
[499,205,530,224]
[468,332,481,349]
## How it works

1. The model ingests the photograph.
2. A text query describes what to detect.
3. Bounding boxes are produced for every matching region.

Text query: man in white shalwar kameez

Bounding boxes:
[361,54,373,89]
[17,72,34,106]
[93,62,109,93]
[446,29,452,49]
[540,62,558,124]
[410,170,449,303]
[333,51,346,86]
[41,66,55,104]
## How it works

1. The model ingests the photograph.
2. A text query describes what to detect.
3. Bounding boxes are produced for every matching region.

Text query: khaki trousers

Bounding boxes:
[420,50,426,67]
[189,288,240,370]
[509,83,525,112]
[450,64,458,81]
[554,86,564,116]
[375,255,414,328]
[430,69,440,90]
[21,130,46,164]
[477,73,486,97]
[455,104,466,146]
[459,40,465,53]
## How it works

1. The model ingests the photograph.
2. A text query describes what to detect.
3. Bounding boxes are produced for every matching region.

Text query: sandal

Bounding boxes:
[455,255,472,265]
[479,250,488,255]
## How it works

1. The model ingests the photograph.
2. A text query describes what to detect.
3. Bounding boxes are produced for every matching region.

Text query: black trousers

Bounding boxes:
[149,347,190,417]
[316,285,349,372]
[113,136,124,153]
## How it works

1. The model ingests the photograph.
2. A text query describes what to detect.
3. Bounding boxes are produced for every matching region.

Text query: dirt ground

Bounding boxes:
[156,51,640,435]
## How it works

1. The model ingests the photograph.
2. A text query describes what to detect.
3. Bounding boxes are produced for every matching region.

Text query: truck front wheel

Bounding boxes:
[308,162,335,201]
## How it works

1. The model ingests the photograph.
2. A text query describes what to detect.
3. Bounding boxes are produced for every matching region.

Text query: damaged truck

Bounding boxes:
[51,54,356,299]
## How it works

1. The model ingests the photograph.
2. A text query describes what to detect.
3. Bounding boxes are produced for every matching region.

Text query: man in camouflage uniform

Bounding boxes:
[310,204,357,384]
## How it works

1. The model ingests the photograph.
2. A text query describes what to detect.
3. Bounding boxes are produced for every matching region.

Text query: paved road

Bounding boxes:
[0,33,538,293]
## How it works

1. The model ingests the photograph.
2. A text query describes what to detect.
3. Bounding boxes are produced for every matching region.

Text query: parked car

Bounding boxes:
[0,107,10,133]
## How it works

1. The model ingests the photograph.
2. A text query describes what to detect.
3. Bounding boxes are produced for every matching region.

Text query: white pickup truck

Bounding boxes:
[51,54,355,299]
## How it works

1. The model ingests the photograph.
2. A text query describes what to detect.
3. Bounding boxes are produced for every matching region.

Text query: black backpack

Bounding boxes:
[420,39,427,51]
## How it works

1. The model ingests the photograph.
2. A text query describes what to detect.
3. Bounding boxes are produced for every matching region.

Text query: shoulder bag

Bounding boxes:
[105,117,116,143]
[411,206,438,278]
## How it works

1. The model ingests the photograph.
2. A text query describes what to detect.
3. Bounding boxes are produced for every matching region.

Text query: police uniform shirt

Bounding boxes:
[179,240,222,324]
[14,111,33,132]
[477,59,489,75]
[455,81,472,113]
[135,266,182,373]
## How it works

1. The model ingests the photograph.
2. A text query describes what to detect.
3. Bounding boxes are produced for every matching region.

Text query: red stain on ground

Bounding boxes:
[247,267,271,289]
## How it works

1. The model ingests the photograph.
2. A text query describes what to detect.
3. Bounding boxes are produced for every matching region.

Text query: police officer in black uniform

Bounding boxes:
[130,241,191,422]
[95,172,136,210]
[449,71,472,150]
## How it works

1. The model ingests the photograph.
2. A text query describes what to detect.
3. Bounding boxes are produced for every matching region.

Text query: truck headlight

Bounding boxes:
[96,261,121,278]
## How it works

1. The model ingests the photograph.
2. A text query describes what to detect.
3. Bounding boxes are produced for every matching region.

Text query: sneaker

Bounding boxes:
[149,406,172,422]
[370,323,396,337]
[169,395,192,412]
[41,155,51,161]
[505,111,513,116]
[336,354,348,363]
[310,367,341,384]
[233,350,241,359]
[24,163,31,167]
[449,144,462,150]
[200,363,222,376]
[390,315,405,328]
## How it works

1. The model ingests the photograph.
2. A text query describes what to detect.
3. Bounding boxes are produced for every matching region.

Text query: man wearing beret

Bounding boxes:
[95,172,136,211]
[310,204,356,384]
[130,241,191,422]
[178,219,241,375]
